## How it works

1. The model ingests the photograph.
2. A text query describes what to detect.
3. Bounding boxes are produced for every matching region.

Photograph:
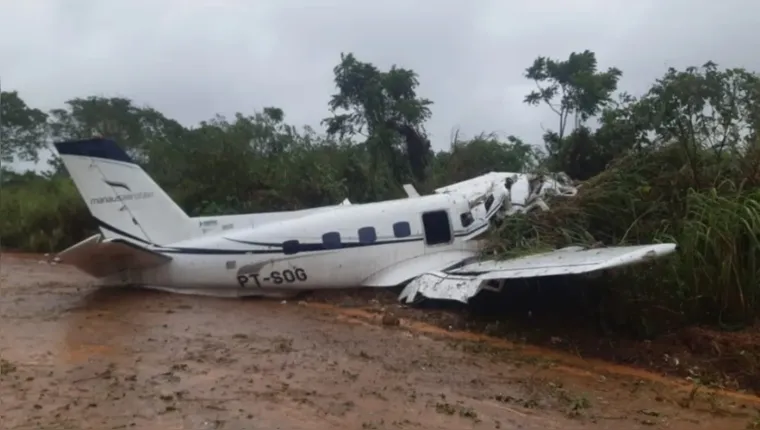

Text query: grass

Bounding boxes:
[0,175,94,252]
[484,142,760,334]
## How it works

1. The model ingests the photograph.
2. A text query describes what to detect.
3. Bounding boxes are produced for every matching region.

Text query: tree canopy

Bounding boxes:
[3,50,760,333]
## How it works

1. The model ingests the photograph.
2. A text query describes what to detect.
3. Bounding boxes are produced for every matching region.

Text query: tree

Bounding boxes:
[524,50,622,142]
[638,62,760,151]
[0,91,48,164]
[433,132,539,184]
[322,52,434,185]
[523,50,623,178]
[48,96,185,158]
[44,96,186,175]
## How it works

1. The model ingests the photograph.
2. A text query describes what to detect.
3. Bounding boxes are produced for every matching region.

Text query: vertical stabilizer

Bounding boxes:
[54,138,197,246]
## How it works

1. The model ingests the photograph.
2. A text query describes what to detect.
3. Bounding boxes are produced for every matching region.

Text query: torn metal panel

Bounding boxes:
[398,272,483,304]
[398,243,677,304]
[434,171,579,224]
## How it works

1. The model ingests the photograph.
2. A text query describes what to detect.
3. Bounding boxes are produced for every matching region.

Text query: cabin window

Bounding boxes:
[484,194,495,212]
[282,240,300,255]
[460,211,474,227]
[422,210,452,246]
[393,222,411,238]
[358,227,377,244]
[322,232,342,249]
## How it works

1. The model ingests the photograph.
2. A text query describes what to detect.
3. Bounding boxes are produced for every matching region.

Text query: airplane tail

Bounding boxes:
[53,233,172,279]
[54,138,197,246]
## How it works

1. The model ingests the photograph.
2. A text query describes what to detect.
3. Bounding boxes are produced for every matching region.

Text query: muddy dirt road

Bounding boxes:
[0,255,756,429]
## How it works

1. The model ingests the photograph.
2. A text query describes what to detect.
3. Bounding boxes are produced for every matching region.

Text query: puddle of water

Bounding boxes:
[63,343,119,363]
[58,287,164,364]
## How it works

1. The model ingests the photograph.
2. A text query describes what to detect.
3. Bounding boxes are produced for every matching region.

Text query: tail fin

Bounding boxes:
[54,138,197,246]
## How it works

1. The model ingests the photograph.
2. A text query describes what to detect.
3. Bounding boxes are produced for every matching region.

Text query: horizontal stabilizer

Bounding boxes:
[55,234,171,278]
[399,243,677,304]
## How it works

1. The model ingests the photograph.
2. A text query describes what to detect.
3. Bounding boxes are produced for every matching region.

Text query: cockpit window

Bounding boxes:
[460,211,474,227]
[484,194,495,212]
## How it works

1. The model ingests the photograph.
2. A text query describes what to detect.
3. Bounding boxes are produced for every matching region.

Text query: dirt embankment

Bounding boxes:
[307,280,760,398]
[0,254,757,429]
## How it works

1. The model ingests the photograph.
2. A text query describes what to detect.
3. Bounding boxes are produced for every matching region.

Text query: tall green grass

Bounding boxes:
[486,143,760,333]
[0,177,94,252]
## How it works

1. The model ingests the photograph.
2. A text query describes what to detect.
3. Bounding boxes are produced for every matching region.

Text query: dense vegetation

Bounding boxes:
[2,50,760,335]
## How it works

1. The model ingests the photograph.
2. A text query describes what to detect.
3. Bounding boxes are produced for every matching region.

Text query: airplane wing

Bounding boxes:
[361,249,479,288]
[402,184,420,198]
[398,243,676,304]
[53,234,172,278]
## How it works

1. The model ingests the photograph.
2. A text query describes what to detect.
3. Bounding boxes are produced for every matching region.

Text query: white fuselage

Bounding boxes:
[191,202,351,236]
[52,139,676,304]
[52,138,588,300]
[113,190,503,295]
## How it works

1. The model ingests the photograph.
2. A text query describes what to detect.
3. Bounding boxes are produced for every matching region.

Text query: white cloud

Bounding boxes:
[2,0,758,172]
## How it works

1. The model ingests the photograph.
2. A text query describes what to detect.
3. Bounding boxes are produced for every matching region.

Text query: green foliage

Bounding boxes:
[524,49,623,177]
[323,52,434,183]
[1,91,48,163]
[0,53,532,252]
[427,132,540,186]
[490,60,760,334]
[3,50,760,336]
[0,174,92,251]
[487,144,760,334]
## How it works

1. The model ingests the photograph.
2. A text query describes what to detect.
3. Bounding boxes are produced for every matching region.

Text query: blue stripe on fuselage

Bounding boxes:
[92,200,501,256]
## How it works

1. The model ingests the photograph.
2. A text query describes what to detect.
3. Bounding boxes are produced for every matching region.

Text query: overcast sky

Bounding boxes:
[2,0,759,170]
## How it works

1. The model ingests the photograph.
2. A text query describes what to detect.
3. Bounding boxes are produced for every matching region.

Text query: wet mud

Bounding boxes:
[0,254,756,429]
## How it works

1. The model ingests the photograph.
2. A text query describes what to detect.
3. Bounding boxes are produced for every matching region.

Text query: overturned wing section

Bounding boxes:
[402,184,420,198]
[398,243,677,304]
[53,234,172,279]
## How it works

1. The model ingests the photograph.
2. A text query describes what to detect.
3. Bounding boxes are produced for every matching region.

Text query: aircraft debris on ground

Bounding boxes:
[47,138,677,304]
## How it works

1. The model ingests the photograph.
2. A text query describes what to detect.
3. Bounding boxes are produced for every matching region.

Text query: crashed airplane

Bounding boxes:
[49,138,677,304]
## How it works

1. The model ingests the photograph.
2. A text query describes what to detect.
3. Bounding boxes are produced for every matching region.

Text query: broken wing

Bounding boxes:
[399,243,677,304]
